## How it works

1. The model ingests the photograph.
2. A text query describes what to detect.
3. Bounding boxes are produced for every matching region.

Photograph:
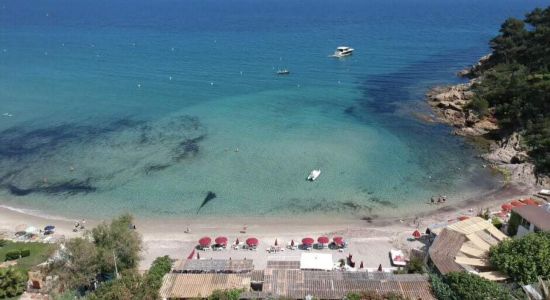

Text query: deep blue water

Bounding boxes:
[0,0,547,219]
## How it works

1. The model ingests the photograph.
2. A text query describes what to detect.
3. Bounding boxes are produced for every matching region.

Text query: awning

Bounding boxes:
[501,203,513,211]
[302,237,314,246]
[198,237,212,247]
[300,252,333,270]
[246,238,258,247]
[333,236,344,245]
[523,199,538,206]
[317,236,329,244]
[511,200,525,207]
[215,236,228,246]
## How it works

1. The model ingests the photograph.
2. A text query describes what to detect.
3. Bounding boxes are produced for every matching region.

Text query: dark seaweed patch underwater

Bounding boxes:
[0,115,206,196]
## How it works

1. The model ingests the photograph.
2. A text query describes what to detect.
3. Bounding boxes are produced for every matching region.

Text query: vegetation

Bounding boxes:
[430,272,512,300]
[0,267,27,299]
[0,241,56,272]
[88,256,172,300]
[208,288,245,300]
[469,6,550,174]
[506,211,521,235]
[491,216,503,229]
[346,291,405,300]
[48,213,142,291]
[489,232,550,284]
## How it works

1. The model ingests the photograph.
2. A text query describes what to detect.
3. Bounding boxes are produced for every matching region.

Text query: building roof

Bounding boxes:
[173,259,254,273]
[266,260,301,270]
[159,273,251,299]
[428,228,466,274]
[512,205,550,231]
[262,269,434,300]
[428,217,509,279]
[300,253,333,271]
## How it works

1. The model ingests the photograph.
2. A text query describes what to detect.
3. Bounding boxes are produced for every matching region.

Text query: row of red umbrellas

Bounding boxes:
[501,198,539,212]
[198,236,258,247]
[199,236,345,247]
[301,236,344,246]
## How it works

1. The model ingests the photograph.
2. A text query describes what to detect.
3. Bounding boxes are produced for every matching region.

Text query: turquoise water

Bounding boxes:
[0,0,546,218]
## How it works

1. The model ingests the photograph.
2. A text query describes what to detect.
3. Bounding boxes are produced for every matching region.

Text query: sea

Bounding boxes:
[0,0,547,220]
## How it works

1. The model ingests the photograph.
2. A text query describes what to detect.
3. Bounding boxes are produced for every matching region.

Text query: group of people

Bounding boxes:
[430,195,447,204]
[73,219,86,232]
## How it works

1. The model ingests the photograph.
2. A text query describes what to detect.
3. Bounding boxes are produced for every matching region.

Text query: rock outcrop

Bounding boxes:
[426,57,548,187]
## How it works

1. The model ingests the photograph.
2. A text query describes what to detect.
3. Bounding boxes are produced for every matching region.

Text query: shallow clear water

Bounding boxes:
[0,0,546,218]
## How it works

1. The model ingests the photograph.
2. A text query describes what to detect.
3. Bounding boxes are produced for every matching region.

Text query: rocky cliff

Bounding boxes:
[426,61,549,187]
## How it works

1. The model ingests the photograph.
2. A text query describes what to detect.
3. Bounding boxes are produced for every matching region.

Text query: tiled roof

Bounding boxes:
[173,259,254,273]
[262,269,435,300]
[159,273,251,299]
[512,205,550,231]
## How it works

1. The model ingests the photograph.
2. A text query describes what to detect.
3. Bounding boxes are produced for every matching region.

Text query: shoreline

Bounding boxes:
[0,182,538,269]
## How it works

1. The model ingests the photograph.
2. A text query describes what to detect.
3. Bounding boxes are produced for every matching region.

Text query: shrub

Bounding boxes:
[20,249,31,258]
[4,250,21,261]
[507,212,521,235]
[491,217,503,229]
[0,267,27,298]
[444,271,512,299]
[406,257,425,274]
[468,97,490,117]
[489,232,550,284]
[0,239,7,247]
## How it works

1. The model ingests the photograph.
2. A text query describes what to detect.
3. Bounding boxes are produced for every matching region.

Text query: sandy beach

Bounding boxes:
[0,182,538,271]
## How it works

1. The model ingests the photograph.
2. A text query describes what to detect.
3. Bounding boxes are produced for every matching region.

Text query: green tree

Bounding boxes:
[88,255,173,300]
[444,272,512,300]
[92,213,142,275]
[489,232,550,284]
[0,267,27,298]
[429,273,454,300]
[48,237,99,290]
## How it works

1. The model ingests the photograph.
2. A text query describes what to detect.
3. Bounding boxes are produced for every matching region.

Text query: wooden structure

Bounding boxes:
[173,259,253,273]
[159,273,251,299]
[262,270,434,300]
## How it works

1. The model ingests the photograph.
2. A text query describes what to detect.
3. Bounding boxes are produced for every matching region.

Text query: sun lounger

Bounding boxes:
[390,249,407,266]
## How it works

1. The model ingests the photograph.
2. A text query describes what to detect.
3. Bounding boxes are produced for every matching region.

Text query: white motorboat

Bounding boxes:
[332,46,354,58]
[307,169,321,181]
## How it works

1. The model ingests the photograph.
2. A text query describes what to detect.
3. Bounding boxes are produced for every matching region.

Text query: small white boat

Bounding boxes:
[539,189,550,196]
[307,169,321,181]
[332,46,354,58]
[276,69,290,75]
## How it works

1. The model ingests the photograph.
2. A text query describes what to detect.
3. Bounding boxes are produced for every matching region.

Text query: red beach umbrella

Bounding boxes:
[511,200,525,207]
[290,239,295,247]
[187,249,195,260]
[215,236,228,246]
[523,199,538,206]
[359,261,364,269]
[246,237,259,247]
[302,237,314,246]
[412,230,421,239]
[333,236,344,245]
[501,203,513,212]
[458,216,470,221]
[317,236,329,244]
[274,239,278,246]
[198,237,211,247]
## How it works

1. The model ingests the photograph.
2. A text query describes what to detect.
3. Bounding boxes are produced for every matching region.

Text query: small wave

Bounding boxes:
[0,204,77,222]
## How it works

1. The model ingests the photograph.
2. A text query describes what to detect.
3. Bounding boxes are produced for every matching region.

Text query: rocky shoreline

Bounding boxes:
[426,59,549,188]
